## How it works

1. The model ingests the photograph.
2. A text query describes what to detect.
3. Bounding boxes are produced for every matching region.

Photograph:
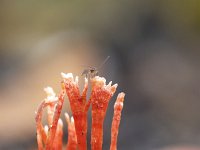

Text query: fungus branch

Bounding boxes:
[65,113,77,150]
[35,86,65,150]
[45,90,65,149]
[110,92,125,150]
[61,73,89,150]
[90,77,118,150]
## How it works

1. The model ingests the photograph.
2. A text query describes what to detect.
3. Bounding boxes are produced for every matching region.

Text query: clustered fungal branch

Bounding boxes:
[110,92,125,150]
[45,90,65,149]
[35,72,125,150]
[65,113,77,150]
[61,73,89,150]
[90,77,117,150]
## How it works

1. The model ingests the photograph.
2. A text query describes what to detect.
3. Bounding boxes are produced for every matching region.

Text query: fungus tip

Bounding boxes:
[61,72,73,81]
[44,86,58,103]
[44,125,48,135]
[110,83,118,94]
[91,76,106,87]
[114,92,125,108]
[65,112,70,120]
[84,77,88,85]
[58,118,63,126]
[118,92,125,101]
[44,86,55,97]
[71,116,74,123]
[108,81,112,86]
[75,76,79,84]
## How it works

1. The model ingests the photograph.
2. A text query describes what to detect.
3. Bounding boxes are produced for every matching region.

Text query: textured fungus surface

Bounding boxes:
[35,72,125,150]
[90,77,118,150]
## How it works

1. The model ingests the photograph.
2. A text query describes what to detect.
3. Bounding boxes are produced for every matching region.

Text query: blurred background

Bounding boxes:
[0,1,200,150]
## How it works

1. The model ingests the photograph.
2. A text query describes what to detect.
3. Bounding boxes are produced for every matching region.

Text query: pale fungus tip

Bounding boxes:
[64,112,70,120]
[44,86,55,96]
[108,81,112,87]
[118,92,125,100]
[44,86,58,102]
[84,77,88,84]
[114,92,125,108]
[71,116,74,123]
[91,76,106,87]
[61,72,73,80]
[113,83,118,89]
[44,125,48,134]
[110,83,118,94]
[75,76,79,84]
[58,118,63,126]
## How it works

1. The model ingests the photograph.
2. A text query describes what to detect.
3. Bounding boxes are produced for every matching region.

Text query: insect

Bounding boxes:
[81,56,110,79]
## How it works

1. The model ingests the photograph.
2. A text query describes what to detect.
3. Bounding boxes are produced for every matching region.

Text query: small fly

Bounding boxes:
[81,56,110,79]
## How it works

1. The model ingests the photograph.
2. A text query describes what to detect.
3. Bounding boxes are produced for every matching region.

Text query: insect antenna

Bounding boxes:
[98,56,110,69]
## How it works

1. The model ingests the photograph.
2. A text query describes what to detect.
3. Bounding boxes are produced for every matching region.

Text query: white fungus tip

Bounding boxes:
[44,86,58,103]
[61,72,73,80]
[110,83,118,94]
[91,76,106,87]
[75,76,79,84]
[108,81,112,86]
[71,116,74,123]
[58,118,63,126]
[113,83,118,88]
[64,112,69,120]
[84,77,88,84]
[44,87,55,96]
[44,125,48,134]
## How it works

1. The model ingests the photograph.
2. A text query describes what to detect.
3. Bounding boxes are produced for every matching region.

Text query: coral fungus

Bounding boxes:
[35,72,125,150]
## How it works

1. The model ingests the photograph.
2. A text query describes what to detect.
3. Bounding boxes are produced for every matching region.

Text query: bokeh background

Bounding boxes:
[1,1,200,150]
